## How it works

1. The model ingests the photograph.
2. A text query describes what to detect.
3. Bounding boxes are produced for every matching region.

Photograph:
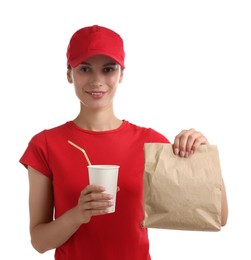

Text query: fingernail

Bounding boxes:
[108,200,114,206]
[174,148,179,155]
[99,186,106,191]
[180,151,185,157]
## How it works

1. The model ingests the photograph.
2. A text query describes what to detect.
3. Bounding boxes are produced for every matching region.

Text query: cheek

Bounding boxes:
[73,81,85,97]
[74,86,82,99]
[108,75,121,87]
[72,75,88,88]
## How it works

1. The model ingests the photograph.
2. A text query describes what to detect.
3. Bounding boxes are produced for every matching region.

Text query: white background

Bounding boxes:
[1,0,250,259]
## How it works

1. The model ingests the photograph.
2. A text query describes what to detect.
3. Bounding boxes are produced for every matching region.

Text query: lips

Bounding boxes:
[86,91,106,98]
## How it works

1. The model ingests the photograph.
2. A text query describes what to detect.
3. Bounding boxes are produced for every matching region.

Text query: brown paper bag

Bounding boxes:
[142,143,222,231]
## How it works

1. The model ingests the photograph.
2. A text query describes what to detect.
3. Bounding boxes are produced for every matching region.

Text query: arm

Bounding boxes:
[220,178,228,226]
[173,128,228,226]
[28,166,113,253]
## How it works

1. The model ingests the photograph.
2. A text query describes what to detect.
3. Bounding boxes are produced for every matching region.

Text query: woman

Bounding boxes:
[20,25,228,260]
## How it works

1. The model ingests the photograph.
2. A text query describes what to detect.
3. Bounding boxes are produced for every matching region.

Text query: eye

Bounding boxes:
[78,66,91,73]
[103,65,119,73]
[103,66,114,73]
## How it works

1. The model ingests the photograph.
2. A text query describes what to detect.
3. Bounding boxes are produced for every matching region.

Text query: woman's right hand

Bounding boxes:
[74,185,114,224]
[28,167,114,253]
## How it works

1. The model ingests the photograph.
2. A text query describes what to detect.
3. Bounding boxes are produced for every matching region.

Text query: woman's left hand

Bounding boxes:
[173,128,209,158]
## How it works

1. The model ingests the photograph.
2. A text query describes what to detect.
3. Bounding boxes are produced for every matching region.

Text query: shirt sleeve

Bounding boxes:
[19,131,52,178]
[145,128,170,143]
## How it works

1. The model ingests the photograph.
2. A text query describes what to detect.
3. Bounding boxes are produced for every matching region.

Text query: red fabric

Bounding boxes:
[20,120,169,260]
[67,25,125,69]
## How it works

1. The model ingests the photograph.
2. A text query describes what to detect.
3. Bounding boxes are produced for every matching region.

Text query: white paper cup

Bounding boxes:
[88,165,120,213]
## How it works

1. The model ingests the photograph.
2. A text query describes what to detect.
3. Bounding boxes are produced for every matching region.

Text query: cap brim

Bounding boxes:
[69,50,124,69]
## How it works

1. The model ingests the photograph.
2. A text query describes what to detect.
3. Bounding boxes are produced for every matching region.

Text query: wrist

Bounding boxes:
[68,206,90,227]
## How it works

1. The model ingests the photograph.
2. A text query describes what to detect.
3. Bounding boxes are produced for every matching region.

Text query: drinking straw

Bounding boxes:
[68,140,92,165]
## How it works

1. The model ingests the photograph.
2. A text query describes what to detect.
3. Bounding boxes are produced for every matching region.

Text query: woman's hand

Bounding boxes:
[75,185,114,224]
[173,128,208,158]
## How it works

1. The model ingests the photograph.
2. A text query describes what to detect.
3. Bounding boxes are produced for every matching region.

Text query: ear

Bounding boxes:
[67,69,73,83]
[119,69,124,83]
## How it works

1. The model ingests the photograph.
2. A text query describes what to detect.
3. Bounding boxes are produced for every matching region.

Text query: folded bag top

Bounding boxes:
[142,143,222,231]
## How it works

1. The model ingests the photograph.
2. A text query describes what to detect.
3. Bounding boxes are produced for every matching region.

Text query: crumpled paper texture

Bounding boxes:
[142,143,222,231]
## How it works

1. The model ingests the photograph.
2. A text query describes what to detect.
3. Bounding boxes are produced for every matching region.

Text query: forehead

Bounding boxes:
[83,55,117,65]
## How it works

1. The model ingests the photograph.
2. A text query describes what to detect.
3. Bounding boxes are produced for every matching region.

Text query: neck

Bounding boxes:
[73,106,122,131]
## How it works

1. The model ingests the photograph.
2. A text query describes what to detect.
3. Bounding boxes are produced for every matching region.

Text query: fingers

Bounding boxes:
[80,192,113,210]
[77,185,114,221]
[80,185,113,208]
[173,128,208,157]
[81,184,106,195]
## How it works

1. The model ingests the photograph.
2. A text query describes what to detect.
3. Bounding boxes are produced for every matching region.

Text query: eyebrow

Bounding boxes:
[80,62,118,67]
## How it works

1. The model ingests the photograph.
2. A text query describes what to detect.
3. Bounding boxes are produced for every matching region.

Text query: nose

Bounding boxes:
[89,73,103,87]
[90,81,103,87]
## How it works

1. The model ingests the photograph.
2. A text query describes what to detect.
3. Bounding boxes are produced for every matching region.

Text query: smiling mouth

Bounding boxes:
[86,91,106,98]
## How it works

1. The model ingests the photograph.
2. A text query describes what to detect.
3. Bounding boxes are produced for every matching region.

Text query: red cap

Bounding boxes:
[66,25,125,69]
